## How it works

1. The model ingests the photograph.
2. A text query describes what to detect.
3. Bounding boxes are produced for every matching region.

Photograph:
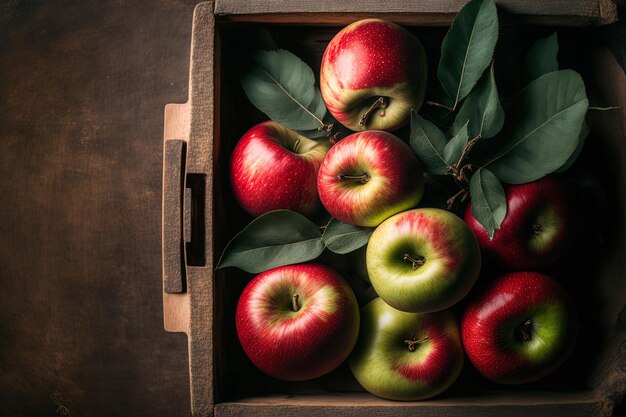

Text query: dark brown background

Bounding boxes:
[1,1,626,417]
[0,1,197,416]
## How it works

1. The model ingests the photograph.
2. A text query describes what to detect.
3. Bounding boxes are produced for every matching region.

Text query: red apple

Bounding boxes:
[236,263,360,381]
[349,298,464,400]
[230,121,332,218]
[317,130,424,227]
[464,176,571,271]
[320,18,427,132]
[462,271,577,384]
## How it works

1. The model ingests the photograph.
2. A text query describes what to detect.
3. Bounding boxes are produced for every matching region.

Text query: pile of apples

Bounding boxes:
[229,18,577,400]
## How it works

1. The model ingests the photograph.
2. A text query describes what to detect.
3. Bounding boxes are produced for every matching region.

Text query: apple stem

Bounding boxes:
[329,132,341,144]
[359,97,386,127]
[292,294,300,312]
[337,172,371,184]
[317,123,334,132]
[403,254,426,270]
[532,223,542,236]
[404,336,429,352]
[516,319,533,341]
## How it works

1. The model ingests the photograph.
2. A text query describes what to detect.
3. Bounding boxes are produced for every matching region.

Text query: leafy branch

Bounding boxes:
[410,0,589,238]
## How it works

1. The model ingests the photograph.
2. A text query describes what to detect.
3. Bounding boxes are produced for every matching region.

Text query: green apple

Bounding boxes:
[349,298,464,400]
[366,208,481,313]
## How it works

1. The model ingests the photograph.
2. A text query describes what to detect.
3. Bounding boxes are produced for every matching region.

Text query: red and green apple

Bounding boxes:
[349,297,464,400]
[317,130,424,227]
[320,18,427,131]
[462,271,577,384]
[366,208,481,312]
[464,176,571,271]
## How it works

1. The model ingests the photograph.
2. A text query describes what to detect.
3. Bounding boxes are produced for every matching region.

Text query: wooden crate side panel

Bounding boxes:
[585,47,626,408]
[214,0,617,25]
[188,2,216,417]
[214,391,608,417]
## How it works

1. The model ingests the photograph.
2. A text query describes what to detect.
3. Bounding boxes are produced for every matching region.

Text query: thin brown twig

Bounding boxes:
[446,189,468,210]
[425,100,454,112]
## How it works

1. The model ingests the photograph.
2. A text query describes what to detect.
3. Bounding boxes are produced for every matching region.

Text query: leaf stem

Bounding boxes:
[446,189,469,209]
[448,135,480,184]
[588,106,622,111]
[456,135,481,167]
[318,123,334,132]
[319,217,334,234]
[425,100,454,112]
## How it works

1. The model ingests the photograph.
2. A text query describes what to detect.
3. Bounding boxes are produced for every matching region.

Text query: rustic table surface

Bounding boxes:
[0,1,196,416]
[0,2,625,417]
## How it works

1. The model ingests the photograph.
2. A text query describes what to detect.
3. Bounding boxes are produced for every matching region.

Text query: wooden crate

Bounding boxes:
[162,2,626,416]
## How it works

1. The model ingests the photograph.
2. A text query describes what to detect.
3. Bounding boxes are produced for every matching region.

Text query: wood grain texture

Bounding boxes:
[0,0,197,416]
[585,47,626,408]
[214,0,618,25]
[165,102,192,143]
[163,139,187,294]
[214,392,607,417]
[163,291,191,334]
[161,4,216,417]
[186,3,215,417]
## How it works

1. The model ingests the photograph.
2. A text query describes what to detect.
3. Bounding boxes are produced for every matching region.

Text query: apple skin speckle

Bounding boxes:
[320,19,427,132]
[325,19,416,89]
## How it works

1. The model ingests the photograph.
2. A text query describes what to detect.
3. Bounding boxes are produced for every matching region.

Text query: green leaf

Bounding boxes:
[469,168,507,239]
[444,123,469,165]
[523,32,559,84]
[487,70,589,184]
[322,218,373,254]
[241,49,327,131]
[409,110,449,175]
[452,66,504,138]
[216,210,325,273]
[555,121,589,173]
[438,0,499,110]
